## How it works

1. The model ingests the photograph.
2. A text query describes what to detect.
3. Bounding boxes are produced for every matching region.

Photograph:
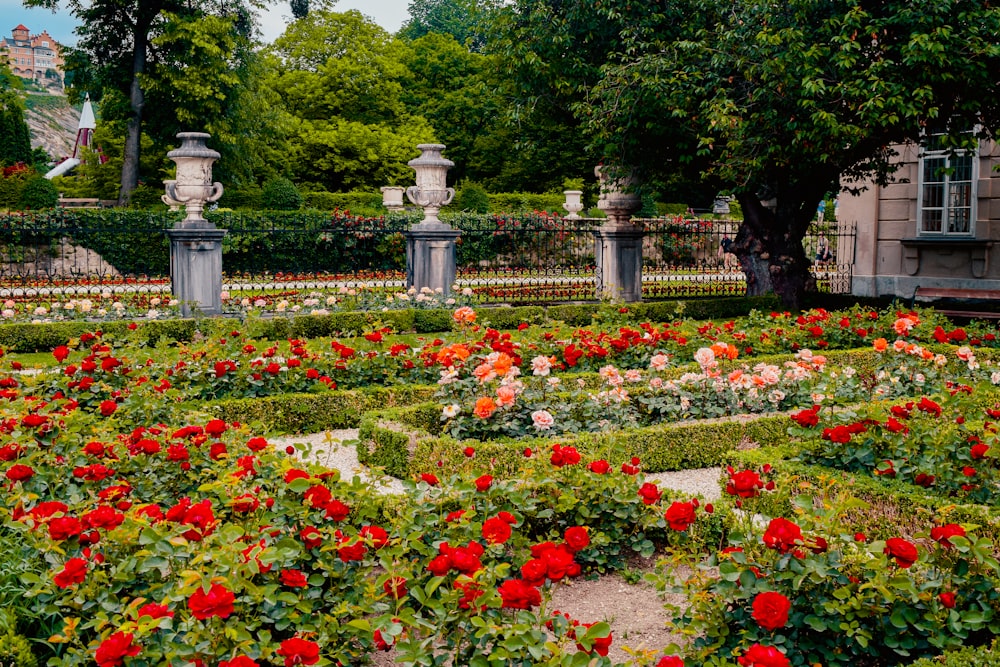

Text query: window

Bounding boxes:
[918,134,977,236]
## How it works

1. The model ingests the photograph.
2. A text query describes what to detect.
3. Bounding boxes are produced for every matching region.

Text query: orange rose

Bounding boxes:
[473,397,497,419]
[873,337,888,352]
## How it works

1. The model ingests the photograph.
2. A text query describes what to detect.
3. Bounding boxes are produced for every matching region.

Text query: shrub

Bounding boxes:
[906,641,1000,667]
[454,182,490,213]
[261,176,302,210]
[18,175,58,209]
[302,191,384,214]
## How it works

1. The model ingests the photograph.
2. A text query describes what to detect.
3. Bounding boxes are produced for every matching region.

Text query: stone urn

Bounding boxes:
[406,144,456,227]
[381,186,406,212]
[595,165,641,226]
[165,132,224,228]
[563,190,584,219]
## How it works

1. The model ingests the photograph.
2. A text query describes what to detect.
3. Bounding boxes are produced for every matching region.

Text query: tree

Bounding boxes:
[399,0,499,52]
[21,0,305,204]
[267,10,436,190]
[580,0,1000,306]
[0,64,32,166]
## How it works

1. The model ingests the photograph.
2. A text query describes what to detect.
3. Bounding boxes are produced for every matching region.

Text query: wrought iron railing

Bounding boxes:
[0,210,856,304]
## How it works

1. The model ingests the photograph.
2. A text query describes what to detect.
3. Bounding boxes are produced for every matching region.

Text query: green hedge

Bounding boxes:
[211,385,437,434]
[356,403,790,480]
[302,191,384,213]
[0,296,802,352]
[905,641,1000,667]
[487,192,565,214]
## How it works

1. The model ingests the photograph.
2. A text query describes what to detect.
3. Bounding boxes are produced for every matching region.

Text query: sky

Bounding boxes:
[0,0,411,46]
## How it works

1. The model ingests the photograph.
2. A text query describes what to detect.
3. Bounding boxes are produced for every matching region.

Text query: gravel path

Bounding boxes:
[272,429,722,501]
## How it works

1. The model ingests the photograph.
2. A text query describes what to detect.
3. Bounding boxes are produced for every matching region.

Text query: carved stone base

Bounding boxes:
[594,225,644,302]
[167,228,227,317]
[404,225,461,296]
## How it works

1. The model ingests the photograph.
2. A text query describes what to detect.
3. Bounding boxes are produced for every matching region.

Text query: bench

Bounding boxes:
[911,286,1000,320]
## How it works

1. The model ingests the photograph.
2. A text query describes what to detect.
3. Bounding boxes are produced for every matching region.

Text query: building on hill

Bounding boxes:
[1,24,64,89]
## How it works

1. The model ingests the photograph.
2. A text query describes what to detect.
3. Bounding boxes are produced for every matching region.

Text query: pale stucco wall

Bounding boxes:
[843,140,1000,299]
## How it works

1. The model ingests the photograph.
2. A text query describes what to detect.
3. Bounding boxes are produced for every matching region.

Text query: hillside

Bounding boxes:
[21,91,79,161]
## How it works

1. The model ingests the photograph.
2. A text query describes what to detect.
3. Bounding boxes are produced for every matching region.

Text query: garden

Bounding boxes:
[2,297,1000,667]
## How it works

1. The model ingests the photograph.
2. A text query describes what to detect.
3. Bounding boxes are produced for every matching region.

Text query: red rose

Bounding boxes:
[737,643,791,667]
[497,578,541,609]
[188,582,235,619]
[280,569,308,588]
[383,576,407,599]
[884,537,919,568]
[205,419,228,437]
[790,407,819,427]
[726,469,765,498]
[821,425,852,443]
[99,400,118,417]
[5,464,34,482]
[575,621,613,656]
[137,602,173,620]
[665,501,697,531]
[322,497,349,520]
[638,482,662,505]
[587,459,611,474]
[971,443,990,460]
[360,524,389,549]
[82,505,125,531]
[231,494,260,514]
[656,657,684,667]
[53,557,88,588]
[53,345,71,362]
[930,524,966,548]
[426,554,452,576]
[420,473,439,486]
[482,516,512,545]
[49,516,84,540]
[246,437,269,452]
[94,632,141,667]
[220,657,259,667]
[751,591,792,631]
[276,637,320,667]
[939,591,957,608]
[299,526,322,549]
[337,536,367,562]
[474,474,493,491]
[563,526,590,553]
[762,517,803,553]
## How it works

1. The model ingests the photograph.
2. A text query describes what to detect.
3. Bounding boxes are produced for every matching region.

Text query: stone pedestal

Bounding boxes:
[167,228,227,316]
[594,225,644,302]
[405,223,461,295]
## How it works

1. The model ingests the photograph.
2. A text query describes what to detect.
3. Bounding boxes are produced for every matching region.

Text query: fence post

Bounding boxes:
[593,165,643,302]
[403,144,460,295]
[163,132,226,316]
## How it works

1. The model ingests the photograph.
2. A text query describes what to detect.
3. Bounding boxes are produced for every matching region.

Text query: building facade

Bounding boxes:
[1,24,64,88]
[841,138,1000,299]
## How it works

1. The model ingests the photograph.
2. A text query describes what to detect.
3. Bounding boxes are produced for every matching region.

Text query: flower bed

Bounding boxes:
[1,305,999,666]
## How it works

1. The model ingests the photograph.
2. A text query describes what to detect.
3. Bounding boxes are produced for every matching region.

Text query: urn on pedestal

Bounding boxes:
[563,190,584,219]
[403,144,461,295]
[381,186,406,212]
[164,132,227,317]
[593,165,644,302]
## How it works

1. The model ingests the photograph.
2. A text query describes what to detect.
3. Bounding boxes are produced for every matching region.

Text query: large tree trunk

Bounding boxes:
[733,191,817,310]
[118,24,148,206]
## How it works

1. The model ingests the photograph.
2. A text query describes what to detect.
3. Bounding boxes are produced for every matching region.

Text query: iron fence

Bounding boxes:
[0,209,855,304]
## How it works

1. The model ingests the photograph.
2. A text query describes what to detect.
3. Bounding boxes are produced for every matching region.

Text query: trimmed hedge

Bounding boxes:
[0,295,788,352]
[302,191,384,213]
[905,641,1000,667]
[356,402,791,480]
[211,385,437,434]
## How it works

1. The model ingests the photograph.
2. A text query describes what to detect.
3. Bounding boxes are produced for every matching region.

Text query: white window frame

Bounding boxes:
[917,134,978,237]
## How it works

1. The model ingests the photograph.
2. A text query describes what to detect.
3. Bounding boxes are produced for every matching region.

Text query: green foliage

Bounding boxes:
[0,87,31,167]
[302,191,383,213]
[261,176,302,210]
[399,0,497,51]
[454,182,491,213]
[219,184,263,210]
[17,176,59,210]
[0,630,37,667]
[906,641,1000,667]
